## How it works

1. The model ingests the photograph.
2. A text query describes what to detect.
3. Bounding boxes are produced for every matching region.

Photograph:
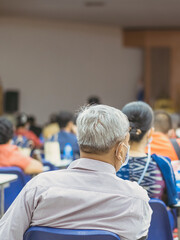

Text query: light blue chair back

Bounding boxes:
[147,199,173,240]
[24,227,120,240]
[0,167,31,211]
[42,159,58,171]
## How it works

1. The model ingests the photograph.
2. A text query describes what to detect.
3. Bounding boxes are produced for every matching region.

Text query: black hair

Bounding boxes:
[16,113,28,128]
[154,110,172,134]
[0,117,14,144]
[28,115,35,125]
[122,101,153,142]
[57,111,73,128]
[87,95,101,105]
[49,113,58,124]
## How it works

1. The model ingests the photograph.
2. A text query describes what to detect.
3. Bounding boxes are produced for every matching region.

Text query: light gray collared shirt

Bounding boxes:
[0,158,152,240]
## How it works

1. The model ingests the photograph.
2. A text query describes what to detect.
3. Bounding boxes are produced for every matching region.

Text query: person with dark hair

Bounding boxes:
[117,101,177,207]
[147,110,180,161]
[0,117,43,174]
[28,115,42,138]
[50,111,80,159]
[87,95,101,105]
[15,113,42,148]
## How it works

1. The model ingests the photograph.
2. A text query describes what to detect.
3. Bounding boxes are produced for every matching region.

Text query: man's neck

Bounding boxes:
[80,151,115,168]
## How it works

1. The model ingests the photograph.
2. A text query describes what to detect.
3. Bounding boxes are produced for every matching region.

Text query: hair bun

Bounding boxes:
[129,122,137,134]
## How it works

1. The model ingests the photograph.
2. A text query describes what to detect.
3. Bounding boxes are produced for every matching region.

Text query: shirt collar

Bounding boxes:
[68,158,116,175]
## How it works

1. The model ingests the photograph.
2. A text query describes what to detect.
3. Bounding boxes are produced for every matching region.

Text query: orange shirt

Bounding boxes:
[146,132,180,161]
[0,144,32,170]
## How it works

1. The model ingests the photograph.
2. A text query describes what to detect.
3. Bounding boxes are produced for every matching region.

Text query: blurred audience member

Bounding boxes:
[51,111,80,159]
[87,95,101,105]
[12,135,34,150]
[0,117,43,174]
[42,113,60,140]
[149,110,180,160]
[117,102,177,206]
[28,115,42,137]
[15,113,42,148]
[171,113,180,138]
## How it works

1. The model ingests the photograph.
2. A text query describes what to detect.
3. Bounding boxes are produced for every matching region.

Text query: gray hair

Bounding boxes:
[77,104,129,153]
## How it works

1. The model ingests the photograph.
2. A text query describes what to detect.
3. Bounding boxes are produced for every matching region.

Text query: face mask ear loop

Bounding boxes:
[116,142,122,159]
[120,143,130,168]
[138,141,151,185]
[148,141,151,161]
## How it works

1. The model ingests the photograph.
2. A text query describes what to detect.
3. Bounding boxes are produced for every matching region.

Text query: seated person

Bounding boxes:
[0,117,43,175]
[28,115,42,138]
[42,113,60,141]
[51,111,80,159]
[148,110,180,161]
[12,135,34,149]
[0,105,152,240]
[15,113,42,148]
[117,102,177,206]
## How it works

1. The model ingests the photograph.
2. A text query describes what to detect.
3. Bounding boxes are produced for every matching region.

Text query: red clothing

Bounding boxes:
[0,144,32,170]
[146,132,180,161]
[15,128,42,148]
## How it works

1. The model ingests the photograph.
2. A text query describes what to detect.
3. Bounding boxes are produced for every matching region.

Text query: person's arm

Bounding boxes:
[131,184,152,240]
[24,159,43,175]
[10,147,43,175]
[0,183,37,240]
[136,199,152,240]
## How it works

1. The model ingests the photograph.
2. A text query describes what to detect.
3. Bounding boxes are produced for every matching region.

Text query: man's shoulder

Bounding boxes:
[26,168,149,204]
[114,175,149,202]
[26,170,64,189]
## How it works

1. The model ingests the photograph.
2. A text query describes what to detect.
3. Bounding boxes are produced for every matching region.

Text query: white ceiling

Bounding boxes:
[0,0,180,28]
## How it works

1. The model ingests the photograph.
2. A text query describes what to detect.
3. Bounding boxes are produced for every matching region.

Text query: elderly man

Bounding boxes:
[0,105,152,240]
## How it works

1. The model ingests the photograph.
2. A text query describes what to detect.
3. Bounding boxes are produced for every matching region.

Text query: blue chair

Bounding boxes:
[24,227,120,240]
[0,167,31,211]
[147,199,173,240]
[42,159,59,171]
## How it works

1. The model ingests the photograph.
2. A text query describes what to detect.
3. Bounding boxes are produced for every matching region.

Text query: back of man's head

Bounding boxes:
[0,117,14,144]
[57,111,73,128]
[77,104,129,154]
[154,110,172,134]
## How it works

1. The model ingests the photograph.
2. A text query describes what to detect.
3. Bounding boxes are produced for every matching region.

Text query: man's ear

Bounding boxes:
[168,129,176,138]
[115,142,123,159]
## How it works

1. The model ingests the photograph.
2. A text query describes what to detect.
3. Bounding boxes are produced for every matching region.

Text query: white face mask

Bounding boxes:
[121,143,130,167]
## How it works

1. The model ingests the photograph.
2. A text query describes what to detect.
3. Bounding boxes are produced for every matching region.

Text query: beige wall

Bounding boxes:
[0,17,143,124]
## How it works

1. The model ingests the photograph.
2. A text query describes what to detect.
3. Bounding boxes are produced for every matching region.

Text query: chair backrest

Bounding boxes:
[42,159,59,171]
[147,199,173,240]
[24,227,120,240]
[0,167,31,211]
